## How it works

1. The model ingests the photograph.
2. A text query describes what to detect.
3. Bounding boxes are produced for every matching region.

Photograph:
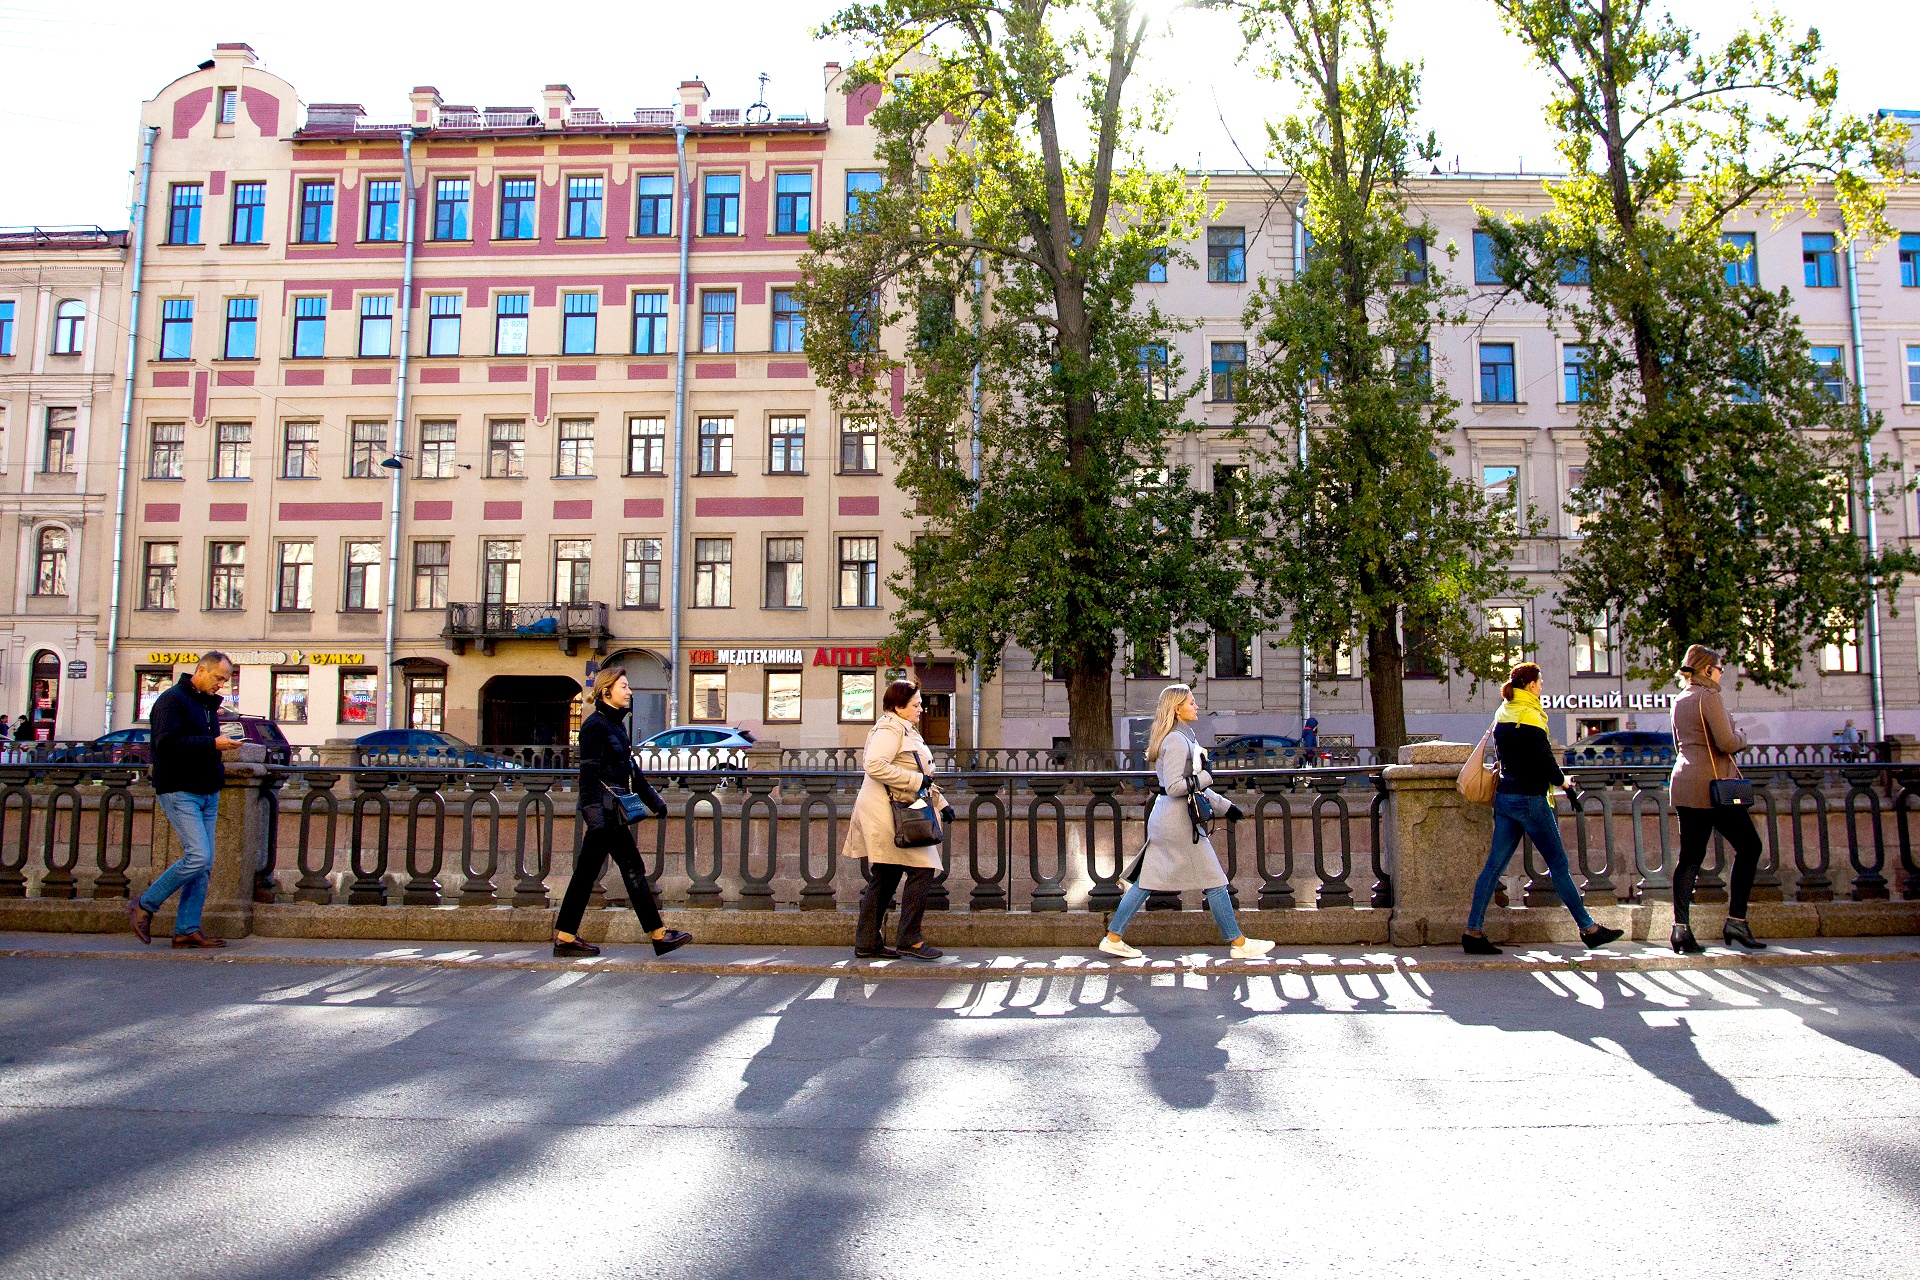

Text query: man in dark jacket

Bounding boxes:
[128,652,238,948]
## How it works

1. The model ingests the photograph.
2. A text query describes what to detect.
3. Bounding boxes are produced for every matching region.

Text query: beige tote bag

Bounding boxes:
[1456,721,1499,804]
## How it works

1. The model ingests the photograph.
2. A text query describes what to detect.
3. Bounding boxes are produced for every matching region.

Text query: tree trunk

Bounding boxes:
[1066,655,1117,758]
[1366,615,1408,762]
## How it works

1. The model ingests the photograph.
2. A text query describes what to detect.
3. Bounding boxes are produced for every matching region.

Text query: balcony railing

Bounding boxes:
[442,602,611,655]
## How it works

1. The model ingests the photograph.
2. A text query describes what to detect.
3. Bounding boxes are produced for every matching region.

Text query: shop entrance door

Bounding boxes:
[921,693,953,746]
[27,650,60,742]
[479,675,582,746]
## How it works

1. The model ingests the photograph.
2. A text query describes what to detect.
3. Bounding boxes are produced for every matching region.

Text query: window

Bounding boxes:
[149,423,184,479]
[343,540,381,611]
[693,538,732,607]
[281,422,320,478]
[32,526,67,595]
[1901,234,1920,288]
[702,173,741,235]
[276,541,314,611]
[838,670,876,723]
[697,417,734,474]
[1802,232,1838,288]
[0,300,12,355]
[774,172,813,234]
[621,537,661,608]
[845,170,882,228]
[771,289,805,352]
[1139,343,1173,400]
[554,539,592,604]
[158,300,192,361]
[1145,247,1168,283]
[407,672,446,731]
[348,421,386,477]
[338,669,379,726]
[487,420,525,478]
[219,88,238,125]
[1207,227,1246,283]
[494,293,529,355]
[1562,345,1589,403]
[418,420,456,477]
[298,181,335,243]
[213,422,251,479]
[357,295,394,358]
[691,670,728,722]
[1402,236,1429,284]
[51,300,84,354]
[1213,463,1247,526]
[765,670,802,723]
[626,416,666,475]
[495,177,536,240]
[769,416,806,474]
[1724,232,1758,286]
[562,292,598,354]
[1811,345,1847,402]
[1213,632,1253,679]
[1395,343,1432,401]
[208,542,245,610]
[765,537,804,608]
[1483,465,1518,526]
[632,291,668,354]
[838,536,879,608]
[433,178,471,240]
[1565,466,1590,536]
[1819,470,1853,534]
[1472,229,1510,285]
[223,297,257,359]
[556,419,594,477]
[412,540,450,609]
[291,297,326,357]
[167,183,202,244]
[141,542,177,609]
[635,175,673,236]
[1488,605,1527,667]
[482,539,522,606]
[1210,341,1246,402]
[41,409,75,474]
[1478,342,1516,403]
[839,419,878,473]
[271,671,309,724]
[1571,615,1613,675]
[701,290,735,352]
[1907,345,1920,404]
[1822,620,1861,673]
[565,176,604,238]
[136,669,171,721]
[426,295,461,356]
[849,292,878,351]
[1128,635,1172,680]
[230,181,265,244]
[363,179,401,242]
[1558,254,1591,285]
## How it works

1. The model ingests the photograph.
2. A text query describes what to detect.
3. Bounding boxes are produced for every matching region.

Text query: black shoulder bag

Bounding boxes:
[1699,699,1755,809]
[1182,738,1214,839]
[890,757,945,848]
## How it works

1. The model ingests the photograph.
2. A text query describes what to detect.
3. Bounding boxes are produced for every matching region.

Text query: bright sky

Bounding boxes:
[2,0,1910,227]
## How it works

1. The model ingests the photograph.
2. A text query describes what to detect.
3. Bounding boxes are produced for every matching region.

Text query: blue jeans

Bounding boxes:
[141,791,220,935]
[1108,883,1242,942]
[1467,792,1595,932]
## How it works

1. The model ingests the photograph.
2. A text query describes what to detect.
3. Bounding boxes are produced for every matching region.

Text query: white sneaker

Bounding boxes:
[1230,937,1275,959]
[1097,935,1143,959]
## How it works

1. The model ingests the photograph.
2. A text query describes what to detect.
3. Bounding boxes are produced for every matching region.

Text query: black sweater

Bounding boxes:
[150,674,226,795]
[577,704,665,824]
[1493,721,1565,796]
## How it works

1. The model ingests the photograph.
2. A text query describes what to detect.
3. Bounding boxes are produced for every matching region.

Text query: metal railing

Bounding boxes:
[779,745,1389,772]
[442,601,611,652]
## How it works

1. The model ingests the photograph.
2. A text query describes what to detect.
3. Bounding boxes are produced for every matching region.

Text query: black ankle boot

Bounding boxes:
[1722,917,1766,950]
[1670,923,1704,954]
[1461,932,1502,955]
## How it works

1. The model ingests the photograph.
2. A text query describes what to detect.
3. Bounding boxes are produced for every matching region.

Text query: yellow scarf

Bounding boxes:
[1496,687,1549,732]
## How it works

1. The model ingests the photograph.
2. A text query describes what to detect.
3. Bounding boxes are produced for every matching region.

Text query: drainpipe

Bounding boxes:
[668,123,692,727]
[1292,197,1312,732]
[968,252,984,760]
[1844,238,1886,742]
[381,129,419,731]
[102,125,158,734]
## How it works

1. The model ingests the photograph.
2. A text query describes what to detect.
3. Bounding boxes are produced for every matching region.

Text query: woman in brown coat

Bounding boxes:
[1668,644,1766,953]
[845,679,953,961]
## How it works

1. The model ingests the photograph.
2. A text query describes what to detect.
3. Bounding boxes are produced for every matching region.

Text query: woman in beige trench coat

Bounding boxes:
[1668,644,1767,954]
[845,679,953,960]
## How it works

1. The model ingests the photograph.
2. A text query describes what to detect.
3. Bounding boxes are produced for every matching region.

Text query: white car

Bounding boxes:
[633,725,755,773]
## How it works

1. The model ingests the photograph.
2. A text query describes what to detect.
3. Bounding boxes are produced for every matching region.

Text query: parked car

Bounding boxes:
[43,727,152,765]
[353,729,521,770]
[1211,733,1304,767]
[225,714,293,764]
[1562,729,1675,766]
[634,725,755,772]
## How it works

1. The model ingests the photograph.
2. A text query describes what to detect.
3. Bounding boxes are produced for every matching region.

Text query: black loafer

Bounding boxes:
[898,942,944,961]
[1461,932,1502,955]
[854,946,901,960]
[1580,924,1625,949]
[651,929,693,957]
[553,938,601,958]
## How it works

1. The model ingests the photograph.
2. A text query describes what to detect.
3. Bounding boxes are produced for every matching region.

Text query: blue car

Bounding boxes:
[1563,730,1675,766]
[354,729,521,770]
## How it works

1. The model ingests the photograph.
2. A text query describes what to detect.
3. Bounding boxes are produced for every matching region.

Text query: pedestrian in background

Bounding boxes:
[1461,662,1623,955]
[1668,645,1766,953]
[1300,715,1319,767]
[127,652,238,949]
[1098,684,1273,960]
[846,679,953,961]
[552,666,689,958]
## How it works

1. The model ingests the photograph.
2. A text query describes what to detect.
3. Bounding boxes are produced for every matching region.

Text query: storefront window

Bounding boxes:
[271,670,309,724]
[135,668,172,721]
[765,669,802,723]
[691,670,727,722]
[337,669,378,726]
[221,669,241,716]
[838,670,875,724]
[407,673,445,732]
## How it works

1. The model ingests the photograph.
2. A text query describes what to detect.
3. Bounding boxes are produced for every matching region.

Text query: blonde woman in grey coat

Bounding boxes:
[1098,684,1275,959]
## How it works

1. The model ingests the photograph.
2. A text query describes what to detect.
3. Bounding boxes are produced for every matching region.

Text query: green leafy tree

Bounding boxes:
[800,0,1258,752]
[1217,0,1525,757]
[1488,0,1915,683]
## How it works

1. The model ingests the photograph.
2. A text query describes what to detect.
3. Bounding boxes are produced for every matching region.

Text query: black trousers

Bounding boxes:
[556,819,664,936]
[1674,806,1763,926]
[855,863,935,950]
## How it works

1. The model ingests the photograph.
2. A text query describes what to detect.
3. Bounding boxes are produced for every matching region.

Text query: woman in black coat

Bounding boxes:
[553,667,691,958]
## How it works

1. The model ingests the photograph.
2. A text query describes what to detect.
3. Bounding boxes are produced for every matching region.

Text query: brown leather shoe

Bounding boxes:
[127,901,153,945]
[171,930,229,949]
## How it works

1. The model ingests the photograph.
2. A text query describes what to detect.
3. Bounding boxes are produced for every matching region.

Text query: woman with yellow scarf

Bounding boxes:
[1461,662,1623,955]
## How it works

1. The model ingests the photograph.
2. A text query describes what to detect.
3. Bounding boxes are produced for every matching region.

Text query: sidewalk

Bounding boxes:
[2,929,1916,979]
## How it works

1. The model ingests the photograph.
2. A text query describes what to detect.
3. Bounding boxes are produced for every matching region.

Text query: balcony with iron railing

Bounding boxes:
[441,602,611,656]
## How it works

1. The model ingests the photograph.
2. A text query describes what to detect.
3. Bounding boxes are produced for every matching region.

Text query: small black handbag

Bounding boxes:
[1182,739,1214,837]
[1698,700,1755,809]
[890,759,945,848]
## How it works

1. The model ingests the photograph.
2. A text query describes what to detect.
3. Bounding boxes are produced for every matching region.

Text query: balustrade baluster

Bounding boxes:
[682,776,725,906]
[1082,775,1127,913]
[402,773,448,906]
[458,778,503,905]
[1253,779,1295,910]
[38,771,83,899]
[1788,772,1833,902]
[293,772,340,904]
[0,778,32,898]
[965,778,1009,911]
[347,773,394,905]
[89,771,139,899]
[1894,771,1920,900]
[1025,775,1069,912]
[796,775,841,909]
[1843,768,1889,900]
[1310,776,1353,909]
[737,774,779,910]
[511,775,558,908]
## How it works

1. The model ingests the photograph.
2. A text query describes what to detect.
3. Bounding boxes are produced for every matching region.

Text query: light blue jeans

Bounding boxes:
[1466,792,1595,933]
[1108,883,1242,942]
[141,791,220,936]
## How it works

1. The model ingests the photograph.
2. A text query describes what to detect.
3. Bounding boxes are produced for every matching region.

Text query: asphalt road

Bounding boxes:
[1,954,1917,1280]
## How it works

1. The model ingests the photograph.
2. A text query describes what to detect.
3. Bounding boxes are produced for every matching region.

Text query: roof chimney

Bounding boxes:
[410,85,442,128]
[679,79,709,125]
[543,83,573,131]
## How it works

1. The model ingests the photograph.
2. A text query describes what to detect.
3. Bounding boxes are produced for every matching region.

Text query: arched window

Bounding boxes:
[51,301,84,355]
[33,526,67,596]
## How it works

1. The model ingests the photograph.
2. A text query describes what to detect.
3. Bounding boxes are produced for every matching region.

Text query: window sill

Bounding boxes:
[766,471,808,478]
[553,474,596,481]
[208,477,252,483]
[837,470,881,478]
[214,357,261,365]
[159,243,205,250]
[621,472,667,480]
[1472,401,1526,408]
[221,242,271,249]
[341,608,379,615]
[428,239,474,246]
[695,471,737,478]
[357,238,405,247]
[559,237,609,244]
[144,476,184,483]
[616,604,663,612]
[289,242,338,249]
[136,607,178,614]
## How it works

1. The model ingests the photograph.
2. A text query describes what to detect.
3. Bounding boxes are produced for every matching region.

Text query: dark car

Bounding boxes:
[353,729,520,770]
[225,714,293,764]
[1563,729,1675,766]
[1212,733,1304,767]
[42,727,152,765]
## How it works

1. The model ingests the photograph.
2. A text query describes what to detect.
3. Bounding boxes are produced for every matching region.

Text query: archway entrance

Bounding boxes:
[26,650,60,742]
[479,675,582,746]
